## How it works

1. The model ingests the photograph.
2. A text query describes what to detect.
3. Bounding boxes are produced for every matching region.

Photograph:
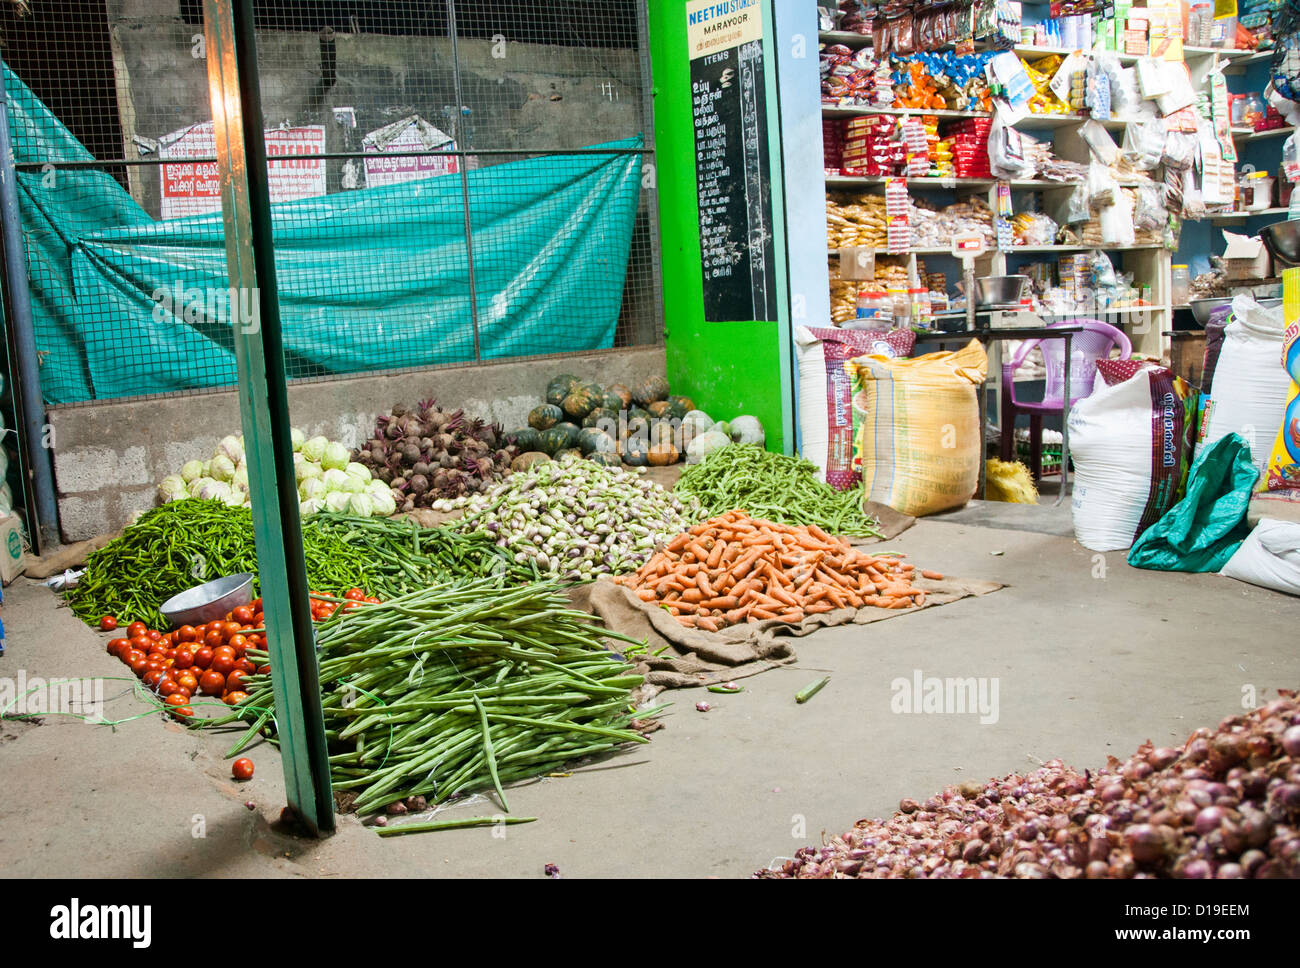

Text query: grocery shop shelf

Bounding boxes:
[822,104,992,120]
[1235,126,1294,142]
[1207,207,1289,222]
[817,30,871,47]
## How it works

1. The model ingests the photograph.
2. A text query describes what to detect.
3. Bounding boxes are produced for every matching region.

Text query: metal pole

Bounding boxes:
[446,0,482,362]
[0,59,60,551]
[204,0,334,835]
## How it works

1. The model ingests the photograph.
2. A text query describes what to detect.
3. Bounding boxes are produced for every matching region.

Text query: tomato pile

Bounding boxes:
[101,589,378,719]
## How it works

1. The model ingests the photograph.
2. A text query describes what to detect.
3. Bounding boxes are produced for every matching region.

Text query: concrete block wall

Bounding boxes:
[49,346,665,541]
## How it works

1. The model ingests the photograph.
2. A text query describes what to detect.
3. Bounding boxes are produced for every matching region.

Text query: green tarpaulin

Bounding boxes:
[6,65,642,404]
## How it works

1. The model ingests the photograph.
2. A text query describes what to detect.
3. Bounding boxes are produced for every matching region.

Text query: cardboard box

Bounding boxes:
[1222,232,1272,281]
[0,514,25,585]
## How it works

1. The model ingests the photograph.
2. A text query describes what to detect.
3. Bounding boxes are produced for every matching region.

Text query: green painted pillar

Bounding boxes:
[203,0,334,836]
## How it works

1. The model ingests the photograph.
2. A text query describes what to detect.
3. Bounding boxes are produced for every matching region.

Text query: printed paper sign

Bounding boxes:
[362,117,459,188]
[159,123,326,219]
[686,0,763,60]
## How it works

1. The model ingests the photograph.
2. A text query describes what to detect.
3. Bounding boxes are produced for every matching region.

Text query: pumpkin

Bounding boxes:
[589,452,621,468]
[577,428,617,456]
[628,406,651,422]
[605,383,633,409]
[582,407,619,430]
[554,447,583,461]
[632,375,669,407]
[600,389,628,412]
[666,395,694,419]
[545,374,581,407]
[647,443,679,466]
[528,404,563,431]
[646,400,672,419]
[649,419,677,448]
[622,445,650,467]
[511,451,550,472]
[561,383,601,420]
[509,427,540,452]
[539,423,578,455]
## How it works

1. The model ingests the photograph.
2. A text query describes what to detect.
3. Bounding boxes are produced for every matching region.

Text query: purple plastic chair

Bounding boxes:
[999,319,1132,481]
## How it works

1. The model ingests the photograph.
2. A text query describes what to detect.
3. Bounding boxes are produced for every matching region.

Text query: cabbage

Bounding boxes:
[365,479,390,502]
[729,416,765,445]
[299,477,325,501]
[188,476,216,498]
[339,474,366,494]
[232,465,249,491]
[370,490,397,517]
[324,492,352,513]
[321,440,350,472]
[686,430,732,464]
[180,459,206,483]
[209,455,236,482]
[345,461,372,482]
[221,487,246,508]
[296,460,322,484]
[299,498,324,516]
[347,493,375,517]
[291,427,306,452]
[158,475,188,502]
[302,435,329,463]
[321,468,350,492]
[198,480,231,502]
[216,434,244,465]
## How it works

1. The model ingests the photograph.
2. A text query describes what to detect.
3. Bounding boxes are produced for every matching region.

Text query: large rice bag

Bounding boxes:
[1261,275,1300,494]
[846,339,987,517]
[1069,359,1198,552]
[1196,296,1291,479]
[795,326,915,490]
[1221,518,1300,596]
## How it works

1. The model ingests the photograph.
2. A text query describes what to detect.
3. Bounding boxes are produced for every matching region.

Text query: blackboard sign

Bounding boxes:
[687,0,778,322]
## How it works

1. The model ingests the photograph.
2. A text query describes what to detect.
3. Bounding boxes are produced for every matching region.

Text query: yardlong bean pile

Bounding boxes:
[67,500,372,626]
[212,579,655,816]
[675,445,884,538]
[307,513,537,596]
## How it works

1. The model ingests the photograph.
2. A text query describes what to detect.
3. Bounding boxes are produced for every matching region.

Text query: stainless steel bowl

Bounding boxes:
[974,275,1030,308]
[1259,219,1300,269]
[1188,296,1281,326]
[160,572,254,628]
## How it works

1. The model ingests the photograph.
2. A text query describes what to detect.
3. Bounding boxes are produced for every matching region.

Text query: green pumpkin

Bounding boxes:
[649,419,677,448]
[605,383,633,409]
[632,376,670,407]
[509,427,540,451]
[561,383,601,420]
[545,374,581,407]
[622,446,650,467]
[628,406,651,422]
[554,447,584,462]
[582,407,619,430]
[589,451,621,468]
[666,395,694,419]
[528,404,563,431]
[577,428,617,456]
[511,451,550,472]
[646,400,672,419]
[600,389,628,412]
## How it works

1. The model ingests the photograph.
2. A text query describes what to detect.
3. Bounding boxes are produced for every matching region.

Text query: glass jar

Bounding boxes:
[1171,265,1191,307]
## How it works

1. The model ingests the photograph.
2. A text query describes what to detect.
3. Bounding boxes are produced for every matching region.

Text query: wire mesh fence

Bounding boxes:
[1,0,660,407]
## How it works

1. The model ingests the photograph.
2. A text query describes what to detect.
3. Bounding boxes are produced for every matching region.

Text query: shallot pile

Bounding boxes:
[757,690,1300,879]
[353,400,519,510]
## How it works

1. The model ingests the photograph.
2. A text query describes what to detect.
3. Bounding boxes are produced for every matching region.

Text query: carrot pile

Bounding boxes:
[612,511,943,631]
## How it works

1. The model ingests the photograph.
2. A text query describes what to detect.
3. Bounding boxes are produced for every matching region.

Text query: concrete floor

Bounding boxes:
[1,510,1298,878]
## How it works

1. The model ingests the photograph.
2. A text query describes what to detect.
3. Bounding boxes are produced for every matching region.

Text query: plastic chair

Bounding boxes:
[998,319,1132,481]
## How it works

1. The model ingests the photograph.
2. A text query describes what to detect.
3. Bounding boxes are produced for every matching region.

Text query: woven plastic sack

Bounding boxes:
[1127,433,1257,573]
[846,339,987,517]
[1221,518,1300,596]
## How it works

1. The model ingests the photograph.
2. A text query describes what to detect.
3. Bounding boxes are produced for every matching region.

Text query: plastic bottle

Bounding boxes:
[1171,265,1191,306]
[849,287,889,328]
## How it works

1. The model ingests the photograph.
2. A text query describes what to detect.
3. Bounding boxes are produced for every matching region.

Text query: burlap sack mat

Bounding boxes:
[571,571,1002,692]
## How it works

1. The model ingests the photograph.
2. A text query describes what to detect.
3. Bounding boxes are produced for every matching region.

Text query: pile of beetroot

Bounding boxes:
[758,691,1300,879]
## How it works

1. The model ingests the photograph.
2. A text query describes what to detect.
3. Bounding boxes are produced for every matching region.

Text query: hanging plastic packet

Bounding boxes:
[1284,133,1300,219]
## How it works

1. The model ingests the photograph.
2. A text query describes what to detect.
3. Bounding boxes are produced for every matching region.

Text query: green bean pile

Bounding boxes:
[307,513,537,596]
[210,579,654,816]
[67,500,372,627]
[675,444,884,538]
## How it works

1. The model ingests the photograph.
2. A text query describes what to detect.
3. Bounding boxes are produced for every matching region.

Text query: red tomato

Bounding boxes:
[146,629,162,642]
[142,670,166,689]
[99,615,118,631]
[175,625,198,644]
[107,638,130,657]
[198,670,226,696]
[344,588,365,601]
[126,621,147,639]
[232,758,254,781]
[224,669,249,693]
[247,634,264,649]
[192,647,214,670]
[256,664,270,675]
[163,693,189,707]
[210,651,236,675]
[252,612,265,627]
[129,634,153,653]
[250,598,263,612]
[234,657,257,675]
[172,649,194,670]
[364,597,381,605]
[171,705,194,719]
[176,672,199,694]
[204,630,225,649]
[157,678,182,697]
[127,653,149,675]
[231,606,254,625]
[223,691,249,706]
[144,659,165,674]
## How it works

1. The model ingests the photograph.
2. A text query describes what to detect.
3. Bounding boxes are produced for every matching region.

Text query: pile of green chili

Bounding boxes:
[207,578,656,817]
[67,500,373,627]
[674,444,884,538]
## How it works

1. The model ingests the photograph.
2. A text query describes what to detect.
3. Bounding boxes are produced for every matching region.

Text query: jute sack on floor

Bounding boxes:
[571,571,1002,692]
